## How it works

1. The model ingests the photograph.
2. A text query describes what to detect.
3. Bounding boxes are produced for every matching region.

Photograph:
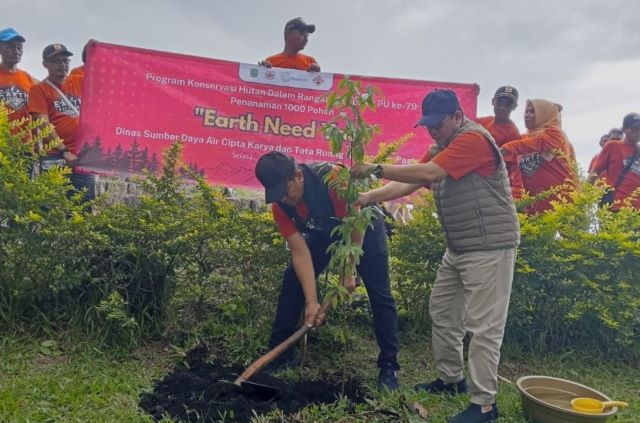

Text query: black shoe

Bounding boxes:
[449,403,499,423]
[414,378,468,395]
[377,368,399,391]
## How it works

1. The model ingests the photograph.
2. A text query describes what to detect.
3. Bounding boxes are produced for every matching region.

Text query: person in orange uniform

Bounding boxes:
[588,134,610,174]
[29,43,94,201]
[0,28,37,132]
[500,99,577,214]
[590,113,640,210]
[259,17,320,71]
[476,86,523,199]
[69,41,89,78]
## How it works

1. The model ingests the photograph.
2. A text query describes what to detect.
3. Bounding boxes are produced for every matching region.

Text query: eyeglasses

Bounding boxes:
[426,115,451,131]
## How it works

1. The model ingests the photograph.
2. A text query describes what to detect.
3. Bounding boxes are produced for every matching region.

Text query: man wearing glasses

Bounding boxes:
[259,17,321,72]
[351,89,519,423]
[29,44,95,201]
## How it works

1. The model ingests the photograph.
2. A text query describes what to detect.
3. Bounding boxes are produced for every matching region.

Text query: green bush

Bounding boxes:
[0,105,93,328]
[388,195,444,329]
[388,184,640,360]
[2,101,638,360]
[508,185,640,358]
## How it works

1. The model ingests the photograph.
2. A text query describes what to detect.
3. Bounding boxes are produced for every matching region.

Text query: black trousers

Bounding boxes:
[268,216,400,370]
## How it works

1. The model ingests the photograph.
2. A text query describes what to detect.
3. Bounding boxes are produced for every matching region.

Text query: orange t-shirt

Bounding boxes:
[593,140,640,210]
[28,77,83,153]
[477,116,524,199]
[476,116,520,147]
[501,126,576,213]
[431,132,498,180]
[69,65,84,78]
[588,153,599,174]
[265,53,317,71]
[0,68,36,125]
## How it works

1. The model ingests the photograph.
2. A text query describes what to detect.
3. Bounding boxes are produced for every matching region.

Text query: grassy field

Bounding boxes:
[1,331,638,422]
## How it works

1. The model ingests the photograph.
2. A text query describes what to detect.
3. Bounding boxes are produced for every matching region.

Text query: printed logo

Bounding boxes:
[265,70,275,80]
[281,72,291,82]
[312,75,324,86]
[519,153,545,176]
[0,85,28,111]
[53,94,81,117]
[249,68,259,78]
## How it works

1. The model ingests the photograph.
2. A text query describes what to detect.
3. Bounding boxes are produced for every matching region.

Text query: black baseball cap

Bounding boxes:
[608,127,624,139]
[493,86,519,103]
[622,113,640,129]
[255,152,296,204]
[42,43,73,60]
[285,17,316,33]
[415,89,461,127]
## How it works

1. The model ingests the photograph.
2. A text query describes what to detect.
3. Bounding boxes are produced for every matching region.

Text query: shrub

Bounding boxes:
[508,184,640,358]
[388,194,444,329]
[0,105,92,328]
[389,182,640,360]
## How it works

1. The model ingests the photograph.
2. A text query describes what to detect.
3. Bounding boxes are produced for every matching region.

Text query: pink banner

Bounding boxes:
[77,42,478,188]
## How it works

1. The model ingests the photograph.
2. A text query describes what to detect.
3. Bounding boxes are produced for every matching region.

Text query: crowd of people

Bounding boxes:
[2,17,639,423]
[0,27,94,200]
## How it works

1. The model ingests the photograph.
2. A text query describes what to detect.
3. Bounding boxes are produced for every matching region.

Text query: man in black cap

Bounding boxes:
[476,86,523,199]
[352,89,519,423]
[259,17,320,71]
[254,151,400,390]
[28,43,95,202]
[0,28,37,129]
[590,113,640,210]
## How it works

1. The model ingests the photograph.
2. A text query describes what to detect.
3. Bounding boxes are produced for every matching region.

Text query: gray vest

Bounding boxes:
[432,119,520,253]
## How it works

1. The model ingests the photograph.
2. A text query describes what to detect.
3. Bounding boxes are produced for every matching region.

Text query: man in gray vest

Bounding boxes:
[351,89,519,423]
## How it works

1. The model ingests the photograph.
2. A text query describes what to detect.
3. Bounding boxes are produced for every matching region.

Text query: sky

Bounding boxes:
[8,0,640,170]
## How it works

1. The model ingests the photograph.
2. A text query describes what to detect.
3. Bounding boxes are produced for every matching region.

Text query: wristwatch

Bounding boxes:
[372,164,384,178]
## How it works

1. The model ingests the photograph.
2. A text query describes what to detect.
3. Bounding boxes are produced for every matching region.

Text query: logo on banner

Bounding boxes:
[0,85,28,111]
[238,63,334,91]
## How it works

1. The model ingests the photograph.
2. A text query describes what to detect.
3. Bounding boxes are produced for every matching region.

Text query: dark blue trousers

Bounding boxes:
[268,216,400,370]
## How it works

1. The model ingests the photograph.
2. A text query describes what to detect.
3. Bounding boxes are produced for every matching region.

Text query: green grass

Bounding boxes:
[0,335,173,422]
[1,330,638,422]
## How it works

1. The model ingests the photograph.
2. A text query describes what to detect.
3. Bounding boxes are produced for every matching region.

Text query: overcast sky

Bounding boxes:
[10,0,640,170]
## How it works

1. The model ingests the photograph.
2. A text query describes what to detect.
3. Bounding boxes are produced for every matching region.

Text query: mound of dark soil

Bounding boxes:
[140,346,367,422]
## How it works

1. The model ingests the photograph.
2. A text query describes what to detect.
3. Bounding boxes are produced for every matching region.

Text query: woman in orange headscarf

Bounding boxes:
[501,99,578,214]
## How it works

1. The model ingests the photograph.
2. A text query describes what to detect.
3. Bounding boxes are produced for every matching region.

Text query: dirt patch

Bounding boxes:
[140,346,367,422]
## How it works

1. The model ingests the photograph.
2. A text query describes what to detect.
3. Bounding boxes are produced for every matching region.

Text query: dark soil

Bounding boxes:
[140,345,367,422]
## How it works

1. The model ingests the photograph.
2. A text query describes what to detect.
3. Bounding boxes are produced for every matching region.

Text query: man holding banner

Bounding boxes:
[255,151,400,391]
[29,43,95,201]
[259,17,321,72]
[352,89,519,423]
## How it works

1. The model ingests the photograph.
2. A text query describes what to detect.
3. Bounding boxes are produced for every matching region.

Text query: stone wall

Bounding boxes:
[95,176,265,210]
